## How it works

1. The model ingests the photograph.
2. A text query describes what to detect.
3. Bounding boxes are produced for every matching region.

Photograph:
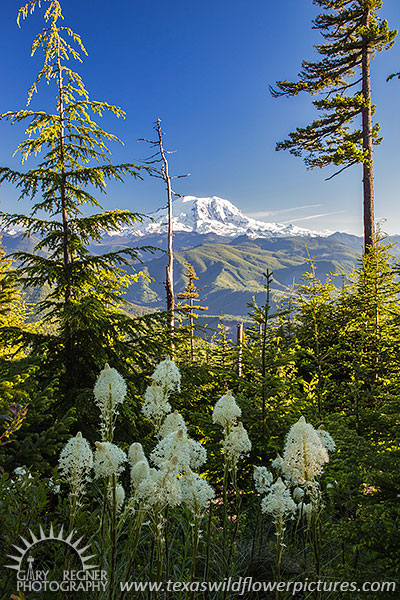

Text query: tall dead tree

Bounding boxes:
[236,322,244,377]
[139,119,188,356]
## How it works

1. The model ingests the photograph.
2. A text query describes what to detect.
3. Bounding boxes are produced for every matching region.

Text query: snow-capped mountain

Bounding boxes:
[122,196,327,239]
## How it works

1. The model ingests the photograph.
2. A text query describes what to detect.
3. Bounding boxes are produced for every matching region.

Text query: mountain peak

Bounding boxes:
[127,195,327,239]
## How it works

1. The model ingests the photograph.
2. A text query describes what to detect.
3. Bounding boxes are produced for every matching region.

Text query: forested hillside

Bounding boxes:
[2,231,364,316]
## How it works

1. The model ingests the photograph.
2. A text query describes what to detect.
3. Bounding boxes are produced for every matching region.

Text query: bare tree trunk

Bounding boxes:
[236,322,243,377]
[361,8,375,254]
[261,281,269,419]
[156,119,175,356]
[189,295,194,361]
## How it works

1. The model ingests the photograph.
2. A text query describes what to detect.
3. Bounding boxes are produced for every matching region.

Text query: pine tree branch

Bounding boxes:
[325,161,358,180]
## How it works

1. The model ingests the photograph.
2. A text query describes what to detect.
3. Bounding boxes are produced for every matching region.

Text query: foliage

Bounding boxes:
[271,0,397,250]
[0,242,399,597]
[271,0,396,172]
[177,262,208,361]
[0,0,157,410]
[0,1,179,455]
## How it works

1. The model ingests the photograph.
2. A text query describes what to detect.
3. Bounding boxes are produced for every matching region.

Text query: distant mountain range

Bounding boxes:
[2,196,399,320]
[109,196,329,239]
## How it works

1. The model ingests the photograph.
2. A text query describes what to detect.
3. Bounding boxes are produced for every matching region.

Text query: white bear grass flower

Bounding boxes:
[151,356,181,395]
[142,381,171,422]
[128,442,147,467]
[142,359,183,433]
[130,459,150,491]
[254,466,273,494]
[58,432,93,496]
[189,438,207,469]
[158,411,187,439]
[134,360,211,513]
[271,454,284,472]
[136,466,182,509]
[151,429,191,473]
[181,471,215,516]
[94,442,127,478]
[108,483,125,513]
[212,392,250,474]
[94,363,127,412]
[212,391,242,430]
[94,364,127,441]
[282,416,331,485]
[261,477,297,520]
[255,418,335,580]
[222,421,251,469]
[317,426,336,452]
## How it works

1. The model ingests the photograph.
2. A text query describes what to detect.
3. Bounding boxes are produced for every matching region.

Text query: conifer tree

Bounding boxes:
[0,237,27,351]
[0,235,71,471]
[214,315,232,372]
[177,262,208,361]
[271,0,397,252]
[246,270,289,418]
[294,256,337,417]
[0,235,30,409]
[247,270,273,417]
[0,0,155,399]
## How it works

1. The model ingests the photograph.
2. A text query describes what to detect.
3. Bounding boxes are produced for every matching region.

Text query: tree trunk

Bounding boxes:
[361,8,375,253]
[189,295,194,361]
[236,322,243,377]
[56,40,71,301]
[156,119,175,356]
[56,35,74,386]
[261,274,271,420]
[261,317,268,420]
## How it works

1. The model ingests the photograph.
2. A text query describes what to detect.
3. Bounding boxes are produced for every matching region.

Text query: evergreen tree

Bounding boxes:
[294,255,338,416]
[271,0,397,252]
[247,270,276,417]
[214,315,232,372]
[177,262,208,361]
[0,235,31,411]
[0,235,71,472]
[0,0,156,404]
[0,237,27,355]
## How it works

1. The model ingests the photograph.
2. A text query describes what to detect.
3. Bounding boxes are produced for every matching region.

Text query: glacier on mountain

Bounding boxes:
[121,196,328,239]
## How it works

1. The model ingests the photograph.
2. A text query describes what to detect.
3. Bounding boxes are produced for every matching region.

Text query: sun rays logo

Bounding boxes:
[6,525,108,593]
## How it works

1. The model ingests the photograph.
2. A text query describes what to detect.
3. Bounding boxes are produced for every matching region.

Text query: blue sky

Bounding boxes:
[1,0,400,235]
